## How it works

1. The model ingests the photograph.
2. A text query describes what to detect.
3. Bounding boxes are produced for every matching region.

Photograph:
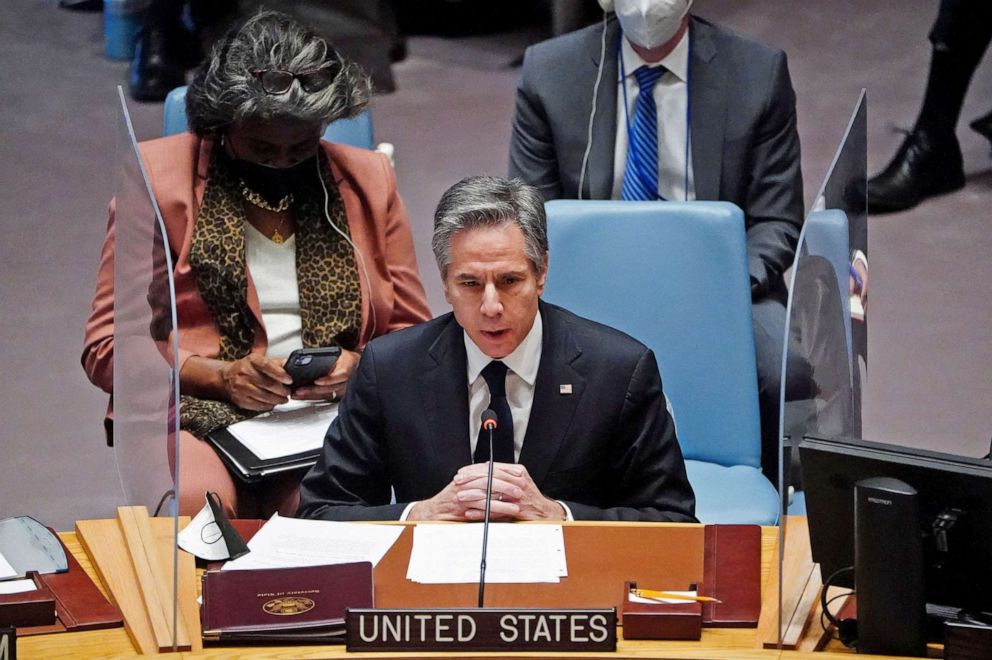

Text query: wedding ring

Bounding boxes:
[497,493,503,502]
[330,391,338,402]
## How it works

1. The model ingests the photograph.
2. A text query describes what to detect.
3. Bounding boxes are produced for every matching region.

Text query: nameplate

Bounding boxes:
[346,608,616,652]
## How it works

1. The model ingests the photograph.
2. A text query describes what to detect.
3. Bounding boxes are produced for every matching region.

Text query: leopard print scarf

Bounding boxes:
[180,146,362,437]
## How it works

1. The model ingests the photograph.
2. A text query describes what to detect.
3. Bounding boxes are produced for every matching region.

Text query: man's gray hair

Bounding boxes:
[186,10,371,136]
[432,176,548,277]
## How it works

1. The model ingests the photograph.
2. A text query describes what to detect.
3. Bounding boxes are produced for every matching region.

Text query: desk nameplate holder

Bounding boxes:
[346,608,616,652]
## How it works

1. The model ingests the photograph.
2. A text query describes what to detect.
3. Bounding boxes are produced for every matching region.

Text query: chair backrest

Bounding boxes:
[162,86,375,149]
[543,200,760,468]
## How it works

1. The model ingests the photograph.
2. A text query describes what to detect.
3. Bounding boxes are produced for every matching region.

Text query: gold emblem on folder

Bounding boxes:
[263,596,316,616]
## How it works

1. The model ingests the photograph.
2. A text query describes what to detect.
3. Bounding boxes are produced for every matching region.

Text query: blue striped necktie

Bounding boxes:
[621,65,667,201]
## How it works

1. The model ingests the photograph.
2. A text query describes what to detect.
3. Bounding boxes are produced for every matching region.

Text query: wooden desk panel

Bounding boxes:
[374,523,704,610]
[15,523,898,659]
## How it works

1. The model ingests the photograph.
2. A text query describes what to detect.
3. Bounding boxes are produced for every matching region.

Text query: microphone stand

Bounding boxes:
[478,410,497,608]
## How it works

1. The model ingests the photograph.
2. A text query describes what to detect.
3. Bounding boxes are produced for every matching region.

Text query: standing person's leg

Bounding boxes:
[129,0,191,102]
[868,0,992,213]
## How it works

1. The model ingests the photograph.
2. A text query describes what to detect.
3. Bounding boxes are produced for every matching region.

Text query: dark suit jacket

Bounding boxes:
[297,301,696,522]
[508,15,804,301]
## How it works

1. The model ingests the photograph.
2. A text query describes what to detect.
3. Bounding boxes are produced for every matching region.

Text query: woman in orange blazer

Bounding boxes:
[82,11,430,518]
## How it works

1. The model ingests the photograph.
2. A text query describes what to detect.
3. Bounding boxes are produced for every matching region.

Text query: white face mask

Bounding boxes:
[614,0,693,50]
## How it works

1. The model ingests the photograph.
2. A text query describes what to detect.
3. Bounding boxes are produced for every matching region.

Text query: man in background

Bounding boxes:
[508,0,804,478]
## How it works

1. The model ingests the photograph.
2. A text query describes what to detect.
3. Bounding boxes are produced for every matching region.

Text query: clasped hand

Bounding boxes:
[409,462,566,522]
[221,349,359,410]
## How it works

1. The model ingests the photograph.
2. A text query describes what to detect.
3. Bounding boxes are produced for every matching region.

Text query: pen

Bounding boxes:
[631,588,722,603]
[849,263,863,289]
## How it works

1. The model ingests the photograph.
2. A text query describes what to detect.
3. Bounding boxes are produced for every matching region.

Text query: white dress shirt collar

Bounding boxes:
[464,309,543,385]
[620,27,690,84]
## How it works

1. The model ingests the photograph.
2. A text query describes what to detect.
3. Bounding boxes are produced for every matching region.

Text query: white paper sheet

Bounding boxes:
[0,550,16,579]
[629,590,697,605]
[406,523,567,584]
[0,578,37,595]
[222,514,403,571]
[227,400,338,460]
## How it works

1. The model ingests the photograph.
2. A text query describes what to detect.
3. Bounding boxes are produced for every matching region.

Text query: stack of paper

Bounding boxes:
[407,524,567,584]
[222,514,403,571]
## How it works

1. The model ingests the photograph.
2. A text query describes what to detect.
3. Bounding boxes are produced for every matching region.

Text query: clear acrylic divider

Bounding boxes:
[112,87,183,650]
[777,90,867,647]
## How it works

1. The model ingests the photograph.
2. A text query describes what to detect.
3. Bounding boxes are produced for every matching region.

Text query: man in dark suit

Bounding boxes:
[507,0,804,478]
[297,176,696,522]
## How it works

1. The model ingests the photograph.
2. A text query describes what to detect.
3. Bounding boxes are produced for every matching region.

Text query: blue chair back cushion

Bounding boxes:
[543,200,761,468]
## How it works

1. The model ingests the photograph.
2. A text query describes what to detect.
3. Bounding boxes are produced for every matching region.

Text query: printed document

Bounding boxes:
[406,523,567,584]
[227,400,337,460]
[222,514,403,571]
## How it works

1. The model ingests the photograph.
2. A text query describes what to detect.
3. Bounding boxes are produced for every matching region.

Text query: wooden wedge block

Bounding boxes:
[781,563,822,648]
[757,515,817,648]
[118,506,185,651]
[77,514,196,654]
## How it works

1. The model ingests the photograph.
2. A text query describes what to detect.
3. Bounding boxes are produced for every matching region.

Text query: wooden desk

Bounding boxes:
[18,523,897,659]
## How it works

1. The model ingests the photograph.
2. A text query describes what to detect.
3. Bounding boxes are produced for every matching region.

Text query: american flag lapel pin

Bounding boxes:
[559,384,573,395]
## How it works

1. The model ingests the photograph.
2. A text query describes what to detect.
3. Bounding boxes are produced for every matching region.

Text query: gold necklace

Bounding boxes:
[239,180,293,214]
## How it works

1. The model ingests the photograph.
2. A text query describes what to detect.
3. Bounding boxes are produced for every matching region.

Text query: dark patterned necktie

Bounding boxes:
[473,360,515,463]
[621,65,667,200]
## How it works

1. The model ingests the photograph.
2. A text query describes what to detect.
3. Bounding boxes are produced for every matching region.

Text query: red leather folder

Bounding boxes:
[701,524,762,627]
[201,562,374,642]
[17,532,123,636]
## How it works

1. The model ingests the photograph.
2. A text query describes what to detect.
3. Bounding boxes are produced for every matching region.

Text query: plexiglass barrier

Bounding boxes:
[778,91,868,645]
[112,87,182,649]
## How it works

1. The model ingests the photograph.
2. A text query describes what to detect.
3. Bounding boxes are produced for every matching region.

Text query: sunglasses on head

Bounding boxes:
[251,64,338,95]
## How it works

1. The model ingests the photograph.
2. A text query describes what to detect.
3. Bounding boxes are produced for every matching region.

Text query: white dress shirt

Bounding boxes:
[611,29,696,202]
[464,311,543,460]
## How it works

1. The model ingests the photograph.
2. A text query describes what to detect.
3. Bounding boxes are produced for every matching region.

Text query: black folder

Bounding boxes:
[205,427,319,483]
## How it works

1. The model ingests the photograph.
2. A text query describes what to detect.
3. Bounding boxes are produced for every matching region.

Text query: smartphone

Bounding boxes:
[283,346,341,389]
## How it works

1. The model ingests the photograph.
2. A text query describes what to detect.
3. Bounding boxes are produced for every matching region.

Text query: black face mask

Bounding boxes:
[226,150,319,206]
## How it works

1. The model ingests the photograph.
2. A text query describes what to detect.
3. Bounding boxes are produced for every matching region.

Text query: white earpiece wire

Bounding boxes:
[577,11,610,200]
[317,155,378,339]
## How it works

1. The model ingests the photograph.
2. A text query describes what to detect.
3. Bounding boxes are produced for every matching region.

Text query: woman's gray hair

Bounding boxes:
[432,176,548,277]
[186,10,371,136]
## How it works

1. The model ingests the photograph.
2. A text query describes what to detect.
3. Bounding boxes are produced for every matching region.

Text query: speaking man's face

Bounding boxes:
[442,223,547,359]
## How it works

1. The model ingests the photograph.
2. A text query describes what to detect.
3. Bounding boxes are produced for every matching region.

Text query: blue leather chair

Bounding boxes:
[543,200,780,524]
[162,86,375,149]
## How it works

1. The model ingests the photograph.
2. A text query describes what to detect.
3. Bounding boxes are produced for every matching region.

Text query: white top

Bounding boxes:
[244,222,303,358]
[463,311,544,461]
[611,29,696,202]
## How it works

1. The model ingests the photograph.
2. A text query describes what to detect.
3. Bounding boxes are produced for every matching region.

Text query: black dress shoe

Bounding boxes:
[128,27,196,103]
[867,129,965,214]
[971,110,992,151]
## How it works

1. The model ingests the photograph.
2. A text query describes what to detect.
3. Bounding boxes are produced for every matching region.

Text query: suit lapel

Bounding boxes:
[585,19,621,200]
[519,303,586,486]
[688,18,725,201]
[420,316,473,481]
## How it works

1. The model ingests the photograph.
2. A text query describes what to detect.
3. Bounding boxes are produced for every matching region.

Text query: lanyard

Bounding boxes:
[618,30,692,201]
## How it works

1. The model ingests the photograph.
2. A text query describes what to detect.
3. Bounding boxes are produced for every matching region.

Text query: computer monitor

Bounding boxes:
[800,435,992,615]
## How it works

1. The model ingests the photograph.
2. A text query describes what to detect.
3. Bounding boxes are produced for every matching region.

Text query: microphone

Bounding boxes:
[478,408,498,607]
